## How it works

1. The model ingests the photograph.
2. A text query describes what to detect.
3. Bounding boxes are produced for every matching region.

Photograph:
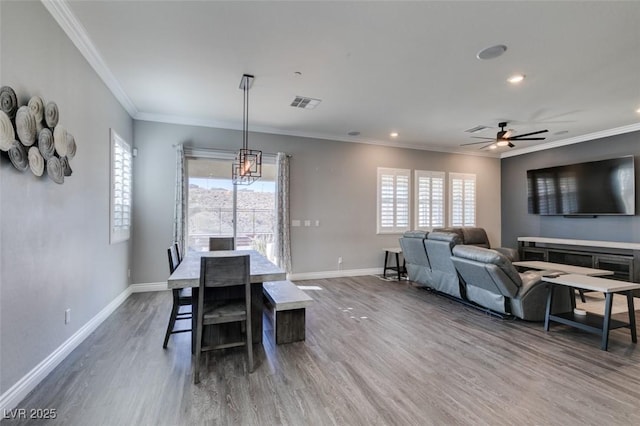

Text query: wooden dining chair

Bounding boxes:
[174,241,182,263]
[194,254,253,384]
[163,245,193,348]
[209,237,235,251]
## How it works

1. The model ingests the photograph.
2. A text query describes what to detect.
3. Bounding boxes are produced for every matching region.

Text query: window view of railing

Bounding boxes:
[187,173,276,261]
[188,208,275,252]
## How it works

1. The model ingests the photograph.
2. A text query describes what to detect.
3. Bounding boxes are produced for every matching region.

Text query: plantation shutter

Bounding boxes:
[110,130,133,243]
[415,170,445,230]
[449,173,476,227]
[377,167,410,233]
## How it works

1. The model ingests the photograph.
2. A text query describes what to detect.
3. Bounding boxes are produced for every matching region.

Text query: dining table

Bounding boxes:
[167,249,286,351]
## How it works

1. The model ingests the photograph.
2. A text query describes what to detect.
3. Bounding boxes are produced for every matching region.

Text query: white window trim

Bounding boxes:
[414,170,445,231]
[109,129,132,244]
[448,172,476,227]
[377,167,411,234]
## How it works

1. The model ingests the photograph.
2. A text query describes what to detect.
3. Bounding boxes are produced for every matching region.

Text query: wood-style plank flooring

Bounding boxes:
[7,276,640,425]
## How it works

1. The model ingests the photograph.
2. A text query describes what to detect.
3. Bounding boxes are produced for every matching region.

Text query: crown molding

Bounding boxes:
[41,0,138,116]
[135,111,498,158]
[500,122,640,159]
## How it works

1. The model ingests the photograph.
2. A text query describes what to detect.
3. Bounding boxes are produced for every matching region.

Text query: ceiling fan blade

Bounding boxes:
[510,137,546,141]
[470,136,495,140]
[460,140,495,146]
[509,129,549,139]
[481,142,496,150]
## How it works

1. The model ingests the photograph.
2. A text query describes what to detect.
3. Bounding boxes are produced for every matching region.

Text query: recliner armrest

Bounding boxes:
[494,247,519,262]
[517,270,543,296]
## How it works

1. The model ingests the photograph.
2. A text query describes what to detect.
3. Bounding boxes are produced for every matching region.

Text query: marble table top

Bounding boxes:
[513,261,614,277]
[167,249,286,289]
[543,274,640,293]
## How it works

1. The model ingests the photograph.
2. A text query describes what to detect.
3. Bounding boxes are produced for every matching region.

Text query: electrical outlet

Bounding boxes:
[338,257,343,264]
[127,268,131,278]
[65,308,71,324]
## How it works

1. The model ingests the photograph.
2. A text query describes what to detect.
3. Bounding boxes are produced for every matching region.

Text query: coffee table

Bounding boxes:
[513,260,614,302]
[512,261,614,276]
[543,274,640,350]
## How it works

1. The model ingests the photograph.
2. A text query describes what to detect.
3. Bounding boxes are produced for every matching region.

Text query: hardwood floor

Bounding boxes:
[7,276,640,425]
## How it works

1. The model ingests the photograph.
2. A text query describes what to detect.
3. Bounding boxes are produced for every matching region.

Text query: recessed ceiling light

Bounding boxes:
[347,131,360,136]
[507,74,525,84]
[477,44,507,60]
[390,132,399,138]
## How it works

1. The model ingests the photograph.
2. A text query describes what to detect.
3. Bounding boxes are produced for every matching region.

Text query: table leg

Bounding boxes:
[601,292,614,351]
[191,287,199,355]
[395,252,401,280]
[250,282,263,344]
[569,286,576,310]
[383,251,390,278]
[544,284,554,332]
[627,291,637,343]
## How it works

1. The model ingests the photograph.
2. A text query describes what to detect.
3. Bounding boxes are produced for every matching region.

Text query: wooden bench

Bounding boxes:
[263,280,313,344]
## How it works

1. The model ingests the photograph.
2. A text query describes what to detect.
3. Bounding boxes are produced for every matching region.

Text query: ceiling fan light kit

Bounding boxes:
[461,121,548,150]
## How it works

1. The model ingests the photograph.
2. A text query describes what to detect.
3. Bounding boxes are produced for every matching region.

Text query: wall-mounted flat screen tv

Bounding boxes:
[527,156,635,216]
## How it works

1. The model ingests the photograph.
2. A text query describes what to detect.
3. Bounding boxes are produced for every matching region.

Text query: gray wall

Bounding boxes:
[501,131,640,247]
[0,1,133,393]
[132,120,501,283]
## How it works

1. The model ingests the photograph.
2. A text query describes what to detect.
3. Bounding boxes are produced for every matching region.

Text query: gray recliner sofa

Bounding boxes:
[450,245,571,321]
[399,230,466,299]
[424,231,464,299]
[398,231,432,287]
[433,227,519,261]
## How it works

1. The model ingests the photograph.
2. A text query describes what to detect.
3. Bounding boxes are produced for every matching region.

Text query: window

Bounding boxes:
[377,167,410,234]
[109,129,132,244]
[449,172,476,227]
[415,170,445,230]
[185,151,276,260]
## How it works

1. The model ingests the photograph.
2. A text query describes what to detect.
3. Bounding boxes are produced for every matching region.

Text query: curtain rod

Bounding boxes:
[172,144,290,158]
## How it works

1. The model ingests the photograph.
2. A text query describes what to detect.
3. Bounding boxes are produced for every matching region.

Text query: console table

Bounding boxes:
[543,274,640,350]
[518,237,640,286]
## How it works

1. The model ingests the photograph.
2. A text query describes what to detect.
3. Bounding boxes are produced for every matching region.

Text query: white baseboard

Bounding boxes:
[130,282,168,293]
[289,267,383,281]
[0,286,132,414]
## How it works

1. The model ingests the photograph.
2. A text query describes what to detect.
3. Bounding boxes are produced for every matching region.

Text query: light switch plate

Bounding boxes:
[304,220,311,227]
[292,220,301,227]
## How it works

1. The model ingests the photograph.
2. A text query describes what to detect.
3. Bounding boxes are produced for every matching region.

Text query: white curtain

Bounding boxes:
[275,152,292,273]
[173,143,186,253]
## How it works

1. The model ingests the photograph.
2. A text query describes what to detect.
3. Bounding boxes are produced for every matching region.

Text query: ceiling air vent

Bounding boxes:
[290,96,321,109]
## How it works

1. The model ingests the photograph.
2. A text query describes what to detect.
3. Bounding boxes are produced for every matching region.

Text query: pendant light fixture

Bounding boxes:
[232,74,262,185]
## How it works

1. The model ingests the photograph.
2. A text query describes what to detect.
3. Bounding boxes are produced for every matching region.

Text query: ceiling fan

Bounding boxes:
[461,122,548,149]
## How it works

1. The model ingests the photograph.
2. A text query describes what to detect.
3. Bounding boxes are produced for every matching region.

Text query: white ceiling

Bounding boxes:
[49,1,640,157]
